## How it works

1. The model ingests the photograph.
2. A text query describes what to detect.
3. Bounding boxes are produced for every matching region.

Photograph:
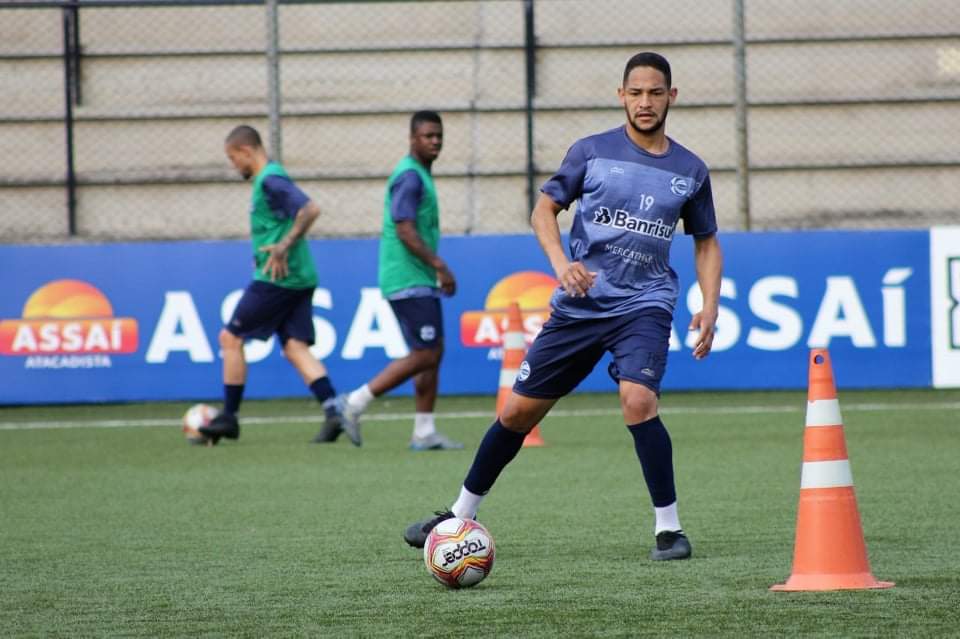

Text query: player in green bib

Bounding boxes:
[318,112,462,450]
[198,125,357,446]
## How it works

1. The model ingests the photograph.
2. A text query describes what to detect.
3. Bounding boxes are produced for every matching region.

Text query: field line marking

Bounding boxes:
[1,401,959,431]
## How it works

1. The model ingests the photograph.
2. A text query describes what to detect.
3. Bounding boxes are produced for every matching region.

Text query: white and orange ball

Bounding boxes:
[182,403,217,445]
[423,518,495,589]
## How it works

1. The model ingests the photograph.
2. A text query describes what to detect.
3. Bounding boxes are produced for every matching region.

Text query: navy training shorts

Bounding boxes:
[513,306,673,398]
[388,296,444,350]
[225,280,315,345]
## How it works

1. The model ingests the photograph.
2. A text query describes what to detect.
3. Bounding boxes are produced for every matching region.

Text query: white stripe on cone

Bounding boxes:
[500,368,519,387]
[503,332,526,350]
[805,398,843,427]
[800,459,854,489]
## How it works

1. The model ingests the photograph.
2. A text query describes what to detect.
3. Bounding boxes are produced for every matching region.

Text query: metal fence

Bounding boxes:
[1,0,959,242]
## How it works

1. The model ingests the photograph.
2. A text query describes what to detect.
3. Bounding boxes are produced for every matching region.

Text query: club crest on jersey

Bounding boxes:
[518,360,531,381]
[592,207,677,240]
[670,176,694,196]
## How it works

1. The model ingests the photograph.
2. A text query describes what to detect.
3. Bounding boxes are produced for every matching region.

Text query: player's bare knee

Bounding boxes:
[499,398,544,434]
[219,329,242,352]
[282,338,307,357]
[411,347,442,371]
[620,385,658,421]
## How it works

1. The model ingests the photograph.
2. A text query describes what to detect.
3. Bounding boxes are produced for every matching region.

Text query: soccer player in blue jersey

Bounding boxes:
[198,125,355,446]
[403,52,723,560]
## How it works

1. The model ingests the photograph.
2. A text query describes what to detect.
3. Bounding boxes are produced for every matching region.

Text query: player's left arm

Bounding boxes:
[259,176,320,281]
[690,233,722,360]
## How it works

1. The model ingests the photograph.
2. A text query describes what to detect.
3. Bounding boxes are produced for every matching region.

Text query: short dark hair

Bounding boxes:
[622,52,672,88]
[225,125,262,148]
[410,110,442,134]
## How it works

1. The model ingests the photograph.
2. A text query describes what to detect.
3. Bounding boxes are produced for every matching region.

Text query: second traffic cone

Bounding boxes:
[771,349,893,591]
[496,301,545,447]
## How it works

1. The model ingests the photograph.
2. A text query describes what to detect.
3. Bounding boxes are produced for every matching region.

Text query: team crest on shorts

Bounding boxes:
[420,325,436,342]
[518,360,531,381]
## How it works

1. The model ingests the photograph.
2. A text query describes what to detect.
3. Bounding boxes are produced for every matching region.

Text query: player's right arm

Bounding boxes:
[534,140,595,298]
[259,175,320,281]
[531,193,594,298]
[395,220,456,295]
[391,170,456,295]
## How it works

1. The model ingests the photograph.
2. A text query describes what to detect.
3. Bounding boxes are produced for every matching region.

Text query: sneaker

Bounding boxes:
[403,510,457,548]
[409,432,464,451]
[337,394,362,447]
[650,530,692,561]
[311,409,343,443]
[199,412,239,445]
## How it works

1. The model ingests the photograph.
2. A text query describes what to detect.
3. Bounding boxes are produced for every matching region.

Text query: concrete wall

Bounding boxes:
[1,0,958,242]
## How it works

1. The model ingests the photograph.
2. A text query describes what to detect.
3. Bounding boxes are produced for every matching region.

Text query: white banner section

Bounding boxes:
[931,226,960,388]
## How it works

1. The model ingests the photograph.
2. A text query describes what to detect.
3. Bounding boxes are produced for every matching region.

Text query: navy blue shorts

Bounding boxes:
[514,307,672,398]
[225,280,315,345]
[388,296,443,350]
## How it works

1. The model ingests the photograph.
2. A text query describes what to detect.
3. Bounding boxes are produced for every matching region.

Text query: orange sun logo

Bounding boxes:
[0,279,138,356]
[460,271,558,348]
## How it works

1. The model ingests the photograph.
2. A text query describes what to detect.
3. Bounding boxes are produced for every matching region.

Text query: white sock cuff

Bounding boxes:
[348,384,374,410]
[414,412,436,439]
[451,486,484,520]
[654,501,682,535]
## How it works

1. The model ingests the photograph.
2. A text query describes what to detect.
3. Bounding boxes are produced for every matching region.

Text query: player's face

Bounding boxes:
[618,66,677,135]
[225,143,256,180]
[410,121,443,164]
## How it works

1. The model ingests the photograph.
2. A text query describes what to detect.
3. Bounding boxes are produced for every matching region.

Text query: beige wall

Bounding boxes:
[2,1,958,241]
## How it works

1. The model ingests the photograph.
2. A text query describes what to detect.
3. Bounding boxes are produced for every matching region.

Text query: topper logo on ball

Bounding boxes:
[441,537,489,567]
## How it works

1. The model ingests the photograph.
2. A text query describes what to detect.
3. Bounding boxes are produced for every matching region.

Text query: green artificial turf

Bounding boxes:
[1,389,958,637]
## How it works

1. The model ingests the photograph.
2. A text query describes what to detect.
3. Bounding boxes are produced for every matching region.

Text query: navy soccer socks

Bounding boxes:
[309,376,338,418]
[223,384,244,416]
[627,415,677,508]
[463,420,527,495]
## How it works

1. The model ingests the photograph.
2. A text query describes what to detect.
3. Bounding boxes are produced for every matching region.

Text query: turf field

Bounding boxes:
[2,389,959,637]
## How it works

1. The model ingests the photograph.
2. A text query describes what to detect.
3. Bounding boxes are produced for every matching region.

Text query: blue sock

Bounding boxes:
[223,384,244,416]
[627,416,676,507]
[463,420,527,495]
[309,377,338,417]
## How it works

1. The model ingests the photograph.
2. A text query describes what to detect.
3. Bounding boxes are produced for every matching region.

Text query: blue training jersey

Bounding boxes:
[540,125,717,319]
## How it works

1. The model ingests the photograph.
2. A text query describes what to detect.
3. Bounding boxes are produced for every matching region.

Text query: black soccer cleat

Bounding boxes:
[311,411,343,443]
[403,509,457,548]
[650,530,692,561]
[199,412,240,444]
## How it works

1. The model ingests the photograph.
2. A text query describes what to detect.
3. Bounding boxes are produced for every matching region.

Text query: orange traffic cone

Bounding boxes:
[771,349,893,591]
[496,301,545,447]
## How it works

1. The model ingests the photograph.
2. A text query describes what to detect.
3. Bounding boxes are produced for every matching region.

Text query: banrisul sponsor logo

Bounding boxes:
[442,537,489,567]
[592,207,677,240]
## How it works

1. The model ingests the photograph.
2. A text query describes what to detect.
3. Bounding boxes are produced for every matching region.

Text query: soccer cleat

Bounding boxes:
[650,530,692,561]
[311,406,343,443]
[403,510,457,548]
[409,432,464,451]
[199,412,240,445]
[337,393,363,447]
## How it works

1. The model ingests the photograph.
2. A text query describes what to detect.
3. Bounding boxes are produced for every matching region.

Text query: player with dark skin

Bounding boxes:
[365,119,455,409]
[320,112,462,450]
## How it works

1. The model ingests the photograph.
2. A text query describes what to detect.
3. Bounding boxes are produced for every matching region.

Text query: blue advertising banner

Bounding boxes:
[0,229,931,404]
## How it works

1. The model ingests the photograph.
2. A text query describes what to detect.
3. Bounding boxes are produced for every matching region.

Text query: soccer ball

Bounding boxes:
[182,403,217,445]
[423,518,495,589]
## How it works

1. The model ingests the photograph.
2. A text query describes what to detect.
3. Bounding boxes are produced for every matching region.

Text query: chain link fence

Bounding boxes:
[2,0,958,243]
